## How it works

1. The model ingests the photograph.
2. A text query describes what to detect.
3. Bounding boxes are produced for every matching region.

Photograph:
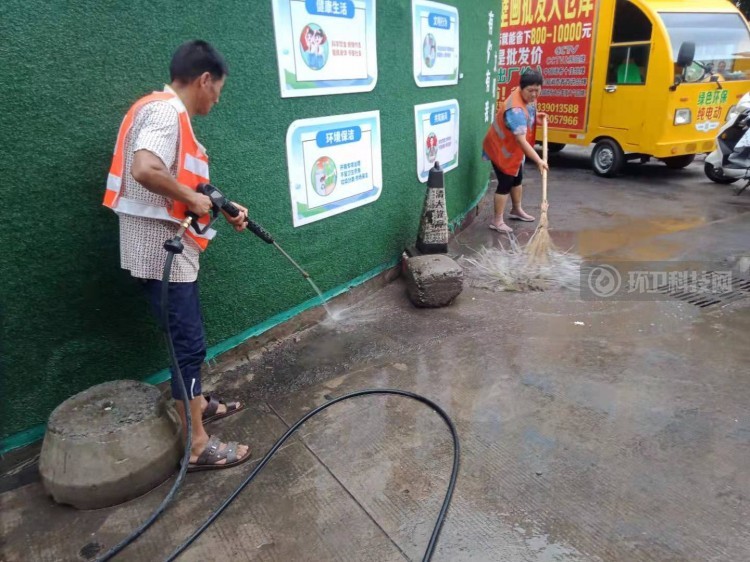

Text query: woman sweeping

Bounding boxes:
[483,69,548,234]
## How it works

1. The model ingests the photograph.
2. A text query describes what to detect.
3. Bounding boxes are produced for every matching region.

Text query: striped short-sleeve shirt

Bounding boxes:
[118,87,200,282]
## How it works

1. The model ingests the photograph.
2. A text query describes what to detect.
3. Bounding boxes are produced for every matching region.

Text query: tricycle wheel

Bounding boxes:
[663,154,696,169]
[548,143,566,153]
[591,139,624,177]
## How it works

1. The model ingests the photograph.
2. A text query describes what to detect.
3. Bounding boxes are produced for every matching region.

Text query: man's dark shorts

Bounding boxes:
[140,279,206,400]
[492,163,523,195]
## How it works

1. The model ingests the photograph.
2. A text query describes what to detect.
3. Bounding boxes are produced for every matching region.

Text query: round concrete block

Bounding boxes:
[39,380,181,510]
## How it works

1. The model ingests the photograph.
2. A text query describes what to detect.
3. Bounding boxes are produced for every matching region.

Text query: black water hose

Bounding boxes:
[164,388,461,562]
[96,207,461,561]
[96,250,194,562]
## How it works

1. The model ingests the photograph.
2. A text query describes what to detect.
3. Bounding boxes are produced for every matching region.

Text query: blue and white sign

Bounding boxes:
[286,111,382,226]
[414,100,459,181]
[412,0,459,87]
[272,0,378,97]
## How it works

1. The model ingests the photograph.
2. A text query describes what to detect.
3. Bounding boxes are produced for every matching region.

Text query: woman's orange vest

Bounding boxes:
[103,89,215,251]
[483,88,537,176]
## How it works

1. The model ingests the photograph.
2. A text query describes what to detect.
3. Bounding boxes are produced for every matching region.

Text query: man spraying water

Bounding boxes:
[103,40,252,472]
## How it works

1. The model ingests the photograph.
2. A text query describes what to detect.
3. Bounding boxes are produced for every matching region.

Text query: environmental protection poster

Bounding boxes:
[496,0,597,133]
[414,100,459,182]
[271,0,378,97]
[286,111,382,227]
[412,0,459,87]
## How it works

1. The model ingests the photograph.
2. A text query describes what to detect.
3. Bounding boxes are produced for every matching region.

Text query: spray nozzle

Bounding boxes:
[246,219,275,244]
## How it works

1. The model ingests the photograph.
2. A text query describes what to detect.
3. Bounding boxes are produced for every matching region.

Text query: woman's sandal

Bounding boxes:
[202,394,244,424]
[187,435,252,472]
[508,212,535,222]
[489,222,513,233]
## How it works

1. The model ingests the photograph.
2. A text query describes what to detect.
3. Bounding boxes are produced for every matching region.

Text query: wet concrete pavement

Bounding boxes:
[2,148,750,561]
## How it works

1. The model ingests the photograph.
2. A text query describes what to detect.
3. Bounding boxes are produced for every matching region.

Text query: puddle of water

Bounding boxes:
[576,216,706,260]
[525,531,588,561]
[513,523,591,561]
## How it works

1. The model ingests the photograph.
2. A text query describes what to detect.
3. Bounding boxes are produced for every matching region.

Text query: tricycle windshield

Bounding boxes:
[660,12,750,82]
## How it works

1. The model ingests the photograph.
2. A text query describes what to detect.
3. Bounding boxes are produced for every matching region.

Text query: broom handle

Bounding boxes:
[542,115,548,203]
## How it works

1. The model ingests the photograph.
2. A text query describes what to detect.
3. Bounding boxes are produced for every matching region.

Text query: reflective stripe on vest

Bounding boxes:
[490,116,514,159]
[491,118,504,139]
[112,197,217,241]
[103,90,215,251]
[104,173,122,203]
[184,153,210,179]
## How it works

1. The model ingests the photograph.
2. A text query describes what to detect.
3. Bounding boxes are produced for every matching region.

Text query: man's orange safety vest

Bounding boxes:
[103,89,215,251]
[483,88,537,177]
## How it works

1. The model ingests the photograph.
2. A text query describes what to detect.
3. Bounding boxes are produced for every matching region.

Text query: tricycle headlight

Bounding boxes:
[674,109,691,125]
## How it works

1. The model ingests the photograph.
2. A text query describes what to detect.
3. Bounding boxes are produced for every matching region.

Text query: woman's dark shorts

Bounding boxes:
[492,163,523,195]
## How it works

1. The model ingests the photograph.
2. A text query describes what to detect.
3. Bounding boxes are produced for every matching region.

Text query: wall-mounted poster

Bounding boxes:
[412,0,459,87]
[414,100,459,182]
[271,0,378,97]
[286,111,382,227]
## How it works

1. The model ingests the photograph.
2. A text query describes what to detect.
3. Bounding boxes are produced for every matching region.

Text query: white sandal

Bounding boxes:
[489,222,513,233]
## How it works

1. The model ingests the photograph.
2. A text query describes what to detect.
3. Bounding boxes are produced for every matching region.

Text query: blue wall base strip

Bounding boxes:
[0,425,46,456]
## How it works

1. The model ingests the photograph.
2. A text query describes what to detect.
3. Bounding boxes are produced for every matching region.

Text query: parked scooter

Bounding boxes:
[704,92,750,195]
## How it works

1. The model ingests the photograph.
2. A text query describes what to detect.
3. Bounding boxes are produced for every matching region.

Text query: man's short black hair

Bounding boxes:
[170,40,229,83]
[520,69,543,89]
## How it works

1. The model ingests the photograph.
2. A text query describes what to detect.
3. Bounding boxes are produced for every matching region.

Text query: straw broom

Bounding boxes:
[525,115,556,264]
[458,115,583,293]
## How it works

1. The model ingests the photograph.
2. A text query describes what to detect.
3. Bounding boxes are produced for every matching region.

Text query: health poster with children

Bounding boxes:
[414,100,459,182]
[286,111,382,227]
[412,0,459,87]
[272,0,377,97]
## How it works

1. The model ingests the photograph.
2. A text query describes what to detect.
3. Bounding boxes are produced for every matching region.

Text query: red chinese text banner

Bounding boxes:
[496,0,597,132]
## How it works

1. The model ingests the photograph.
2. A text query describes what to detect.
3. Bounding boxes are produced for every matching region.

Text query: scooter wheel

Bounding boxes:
[704,162,739,184]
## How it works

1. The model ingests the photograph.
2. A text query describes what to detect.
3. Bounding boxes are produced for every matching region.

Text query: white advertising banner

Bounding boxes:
[286,111,382,226]
[414,100,459,182]
[272,0,377,97]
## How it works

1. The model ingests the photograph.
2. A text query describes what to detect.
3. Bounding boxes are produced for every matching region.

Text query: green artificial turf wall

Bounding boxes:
[0,0,497,448]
